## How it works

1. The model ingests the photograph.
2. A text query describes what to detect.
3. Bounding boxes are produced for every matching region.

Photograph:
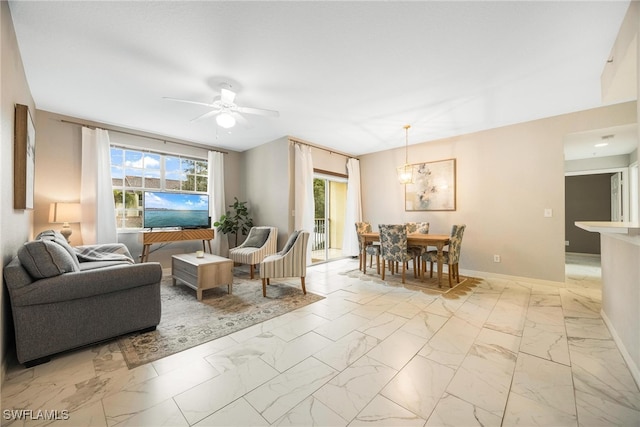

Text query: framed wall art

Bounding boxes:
[405,158,456,211]
[14,104,36,210]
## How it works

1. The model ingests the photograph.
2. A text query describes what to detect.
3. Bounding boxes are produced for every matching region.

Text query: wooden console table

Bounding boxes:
[140,229,214,262]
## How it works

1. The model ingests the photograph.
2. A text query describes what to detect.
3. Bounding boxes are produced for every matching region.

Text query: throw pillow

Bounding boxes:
[243,228,270,248]
[36,229,81,269]
[18,240,80,279]
[279,230,300,255]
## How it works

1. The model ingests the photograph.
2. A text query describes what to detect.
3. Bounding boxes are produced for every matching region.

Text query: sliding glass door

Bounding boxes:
[312,173,347,263]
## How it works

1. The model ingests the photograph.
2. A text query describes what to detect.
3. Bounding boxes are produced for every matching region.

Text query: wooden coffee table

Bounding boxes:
[171,253,233,300]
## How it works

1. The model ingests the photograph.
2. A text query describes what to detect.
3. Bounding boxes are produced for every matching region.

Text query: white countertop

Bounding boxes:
[575,221,640,235]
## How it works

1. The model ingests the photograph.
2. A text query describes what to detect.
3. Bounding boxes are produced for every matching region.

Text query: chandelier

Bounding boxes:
[397,125,415,184]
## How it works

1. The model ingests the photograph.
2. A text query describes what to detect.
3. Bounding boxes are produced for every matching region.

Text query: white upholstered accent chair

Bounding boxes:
[228,226,278,279]
[260,231,310,297]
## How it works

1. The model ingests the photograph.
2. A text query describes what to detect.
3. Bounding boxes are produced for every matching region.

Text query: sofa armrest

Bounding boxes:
[11,262,162,307]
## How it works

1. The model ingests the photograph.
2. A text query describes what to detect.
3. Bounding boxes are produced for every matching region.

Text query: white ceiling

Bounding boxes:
[8,0,635,156]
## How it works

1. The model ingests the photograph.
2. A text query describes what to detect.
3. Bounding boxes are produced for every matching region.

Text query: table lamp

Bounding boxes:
[49,202,81,243]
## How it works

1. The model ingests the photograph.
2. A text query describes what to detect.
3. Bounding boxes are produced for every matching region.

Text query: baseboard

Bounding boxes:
[601,309,640,389]
[460,269,567,288]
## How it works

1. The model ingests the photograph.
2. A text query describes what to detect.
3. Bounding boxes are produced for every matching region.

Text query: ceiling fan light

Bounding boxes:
[216,112,236,128]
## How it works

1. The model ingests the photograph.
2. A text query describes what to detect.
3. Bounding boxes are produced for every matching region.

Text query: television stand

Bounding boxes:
[140,229,214,263]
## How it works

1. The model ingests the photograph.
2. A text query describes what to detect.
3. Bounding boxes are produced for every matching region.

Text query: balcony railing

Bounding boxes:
[313,218,326,251]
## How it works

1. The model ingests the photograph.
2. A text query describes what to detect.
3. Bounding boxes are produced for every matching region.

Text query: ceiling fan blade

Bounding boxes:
[190,109,221,123]
[163,97,215,108]
[236,106,280,117]
[220,88,236,104]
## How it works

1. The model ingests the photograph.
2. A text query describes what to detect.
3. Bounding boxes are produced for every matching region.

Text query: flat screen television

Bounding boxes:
[143,191,210,229]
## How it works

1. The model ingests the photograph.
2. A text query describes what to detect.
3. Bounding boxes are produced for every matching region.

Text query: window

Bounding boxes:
[110,147,208,228]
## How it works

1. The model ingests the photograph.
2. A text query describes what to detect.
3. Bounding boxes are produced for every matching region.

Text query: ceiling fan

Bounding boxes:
[164,84,279,129]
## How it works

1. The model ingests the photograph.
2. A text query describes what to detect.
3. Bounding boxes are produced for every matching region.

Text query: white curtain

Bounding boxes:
[80,127,117,244]
[342,158,362,256]
[294,143,315,265]
[208,150,229,256]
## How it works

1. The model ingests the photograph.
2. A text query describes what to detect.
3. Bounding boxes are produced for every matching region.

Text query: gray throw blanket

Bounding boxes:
[74,244,135,264]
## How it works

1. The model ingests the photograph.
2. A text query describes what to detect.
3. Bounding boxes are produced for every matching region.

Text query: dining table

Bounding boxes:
[359,232,451,286]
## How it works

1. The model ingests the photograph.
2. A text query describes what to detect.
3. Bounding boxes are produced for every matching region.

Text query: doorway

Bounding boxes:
[312,173,347,263]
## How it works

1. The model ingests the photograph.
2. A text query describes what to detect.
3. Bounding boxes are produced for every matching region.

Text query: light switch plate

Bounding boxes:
[544,208,553,218]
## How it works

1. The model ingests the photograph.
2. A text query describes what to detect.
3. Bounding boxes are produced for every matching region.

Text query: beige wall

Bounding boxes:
[1,1,36,377]
[359,101,636,283]
[32,110,244,268]
[244,137,290,249]
[243,138,351,250]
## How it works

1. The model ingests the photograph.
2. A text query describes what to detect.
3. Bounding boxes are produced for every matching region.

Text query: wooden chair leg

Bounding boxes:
[448,264,453,287]
[301,276,306,294]
[429,261,434,278]
[376,254,380,274]
[250,264,255,279]
[401,262,406,284]
[381,260,386,280]
[262,278,267,297]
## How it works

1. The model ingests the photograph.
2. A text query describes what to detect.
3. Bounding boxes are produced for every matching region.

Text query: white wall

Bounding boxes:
[359,101,636,283]
[1,1,36,377]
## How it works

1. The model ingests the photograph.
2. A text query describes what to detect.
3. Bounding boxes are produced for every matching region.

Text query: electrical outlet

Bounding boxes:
[544,208,553,218]
[565,240,570,246]
[493,255,501,263]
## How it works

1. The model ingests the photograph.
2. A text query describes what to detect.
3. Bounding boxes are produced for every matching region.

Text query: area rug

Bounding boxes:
[118,275,324,369]
[340,267,478,296]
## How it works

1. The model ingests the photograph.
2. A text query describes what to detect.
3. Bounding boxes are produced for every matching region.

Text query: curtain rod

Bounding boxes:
[59,119,228,154]
[289,137,358,160]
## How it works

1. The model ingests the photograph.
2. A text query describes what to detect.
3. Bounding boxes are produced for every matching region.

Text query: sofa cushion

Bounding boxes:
[36,229,81,269]
[244,228,270,248]
[18,240,80,279]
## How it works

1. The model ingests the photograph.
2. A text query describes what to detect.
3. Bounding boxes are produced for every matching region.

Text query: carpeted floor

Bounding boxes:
[340,265,478,298]
[118,274,324,369]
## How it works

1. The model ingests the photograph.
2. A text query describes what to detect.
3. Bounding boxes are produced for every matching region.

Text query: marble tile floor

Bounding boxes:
[2,254,639,426]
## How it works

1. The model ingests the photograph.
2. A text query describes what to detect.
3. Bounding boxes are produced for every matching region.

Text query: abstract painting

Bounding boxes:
[405,158,456,211]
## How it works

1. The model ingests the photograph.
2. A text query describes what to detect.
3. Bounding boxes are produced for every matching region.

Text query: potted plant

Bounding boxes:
[214,197,254,247]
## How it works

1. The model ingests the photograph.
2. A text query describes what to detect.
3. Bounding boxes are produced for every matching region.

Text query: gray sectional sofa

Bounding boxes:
[3,230,162,367]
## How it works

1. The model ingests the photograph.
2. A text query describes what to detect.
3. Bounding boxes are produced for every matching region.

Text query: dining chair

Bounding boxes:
[378,224,417,283]
[405,222,430,274]
[422,224,466,287]
[355,221,380,274]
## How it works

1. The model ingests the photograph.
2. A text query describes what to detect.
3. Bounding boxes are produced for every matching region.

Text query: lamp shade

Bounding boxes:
[397,124,415,184]
[397,165,415,184]
[49,202,81,224]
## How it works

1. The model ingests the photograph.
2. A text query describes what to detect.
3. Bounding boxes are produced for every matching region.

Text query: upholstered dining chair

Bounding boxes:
[260,231,310,297]
[422,224,466,287]
[229,226,278,279]
[405,222,430,274]
[378,224,417,284]
[355,221,380,274]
